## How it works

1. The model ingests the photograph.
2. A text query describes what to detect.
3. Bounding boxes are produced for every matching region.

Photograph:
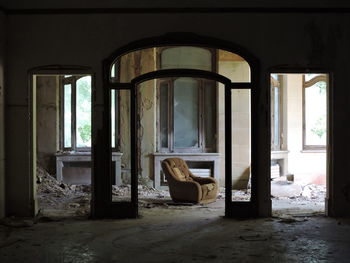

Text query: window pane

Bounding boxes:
[160,82,169,148]
[204,81,216,150]
[273,86,280,148]
[76,76,92,148]
[161,47,212,71]
[305,81,327,146]
[111,64,116,78]
[111,90,116,148]
[64,84,72,148]
[174,78,199,148]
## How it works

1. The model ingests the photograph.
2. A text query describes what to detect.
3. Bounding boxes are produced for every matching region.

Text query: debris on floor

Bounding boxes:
[36,165,326,218]
[36,165,171,217]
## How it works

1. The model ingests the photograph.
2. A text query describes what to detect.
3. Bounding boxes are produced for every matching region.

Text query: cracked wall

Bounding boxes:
[119,49,157,184]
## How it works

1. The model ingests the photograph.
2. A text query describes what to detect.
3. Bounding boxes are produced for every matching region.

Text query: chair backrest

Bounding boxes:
[161,158,192,182]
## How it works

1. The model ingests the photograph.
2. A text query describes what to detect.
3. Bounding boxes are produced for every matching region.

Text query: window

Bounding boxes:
[111,89,120,150]
[271,74,283,151]
[303,74,328,150]
[158,47,217,153]
[61,75,92,151]
[159,77,216,153]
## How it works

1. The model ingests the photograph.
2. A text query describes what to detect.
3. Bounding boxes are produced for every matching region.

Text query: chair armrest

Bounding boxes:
[191,176,217,185]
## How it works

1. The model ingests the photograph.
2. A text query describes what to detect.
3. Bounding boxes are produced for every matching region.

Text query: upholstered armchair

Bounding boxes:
[161,158,218,204]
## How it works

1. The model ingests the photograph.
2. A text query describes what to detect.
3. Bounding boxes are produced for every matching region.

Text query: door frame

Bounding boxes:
[268,67,333,216]
[93,33,260,218]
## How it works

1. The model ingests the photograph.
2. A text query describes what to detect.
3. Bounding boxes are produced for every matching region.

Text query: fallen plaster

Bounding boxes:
[35,165,325,220]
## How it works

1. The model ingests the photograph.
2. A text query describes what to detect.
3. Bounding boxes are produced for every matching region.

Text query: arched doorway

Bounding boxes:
[92,33,259,218]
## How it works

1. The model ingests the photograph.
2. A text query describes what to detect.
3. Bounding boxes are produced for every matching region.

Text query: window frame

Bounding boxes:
[270,74,284,151]
[302,74,328,150]
[156,46,217,153]
[157,77,217,153]
[110,64,121,151]
[60,75,92,152]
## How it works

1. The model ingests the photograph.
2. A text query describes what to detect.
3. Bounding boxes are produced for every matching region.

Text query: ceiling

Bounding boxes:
[1,0,350,11]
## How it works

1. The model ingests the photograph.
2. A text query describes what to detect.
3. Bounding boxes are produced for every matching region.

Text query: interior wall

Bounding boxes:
[138,49,156,185]
[119,53,135,183]
[218,54,251,189]
[0,11,6,219]
[4,12,350,216]
[285,74,326,185]
[36,76,59,175]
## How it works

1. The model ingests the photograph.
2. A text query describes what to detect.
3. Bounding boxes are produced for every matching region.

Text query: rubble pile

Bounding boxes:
[37,165,172,216]
[217,187,251,201]
[300,184,326,201]
[36,165,326,218]
[36,165,91,216]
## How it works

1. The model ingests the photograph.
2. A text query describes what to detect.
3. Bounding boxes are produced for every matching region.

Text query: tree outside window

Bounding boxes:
[62,75,92,151]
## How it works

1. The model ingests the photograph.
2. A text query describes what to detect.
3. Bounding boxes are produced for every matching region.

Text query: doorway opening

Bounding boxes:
[32,73,93,218]
[97,41,256,218]
[270,73,329,216]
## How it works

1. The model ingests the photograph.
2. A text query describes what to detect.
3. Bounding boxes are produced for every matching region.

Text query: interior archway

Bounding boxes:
[93,33,259,218]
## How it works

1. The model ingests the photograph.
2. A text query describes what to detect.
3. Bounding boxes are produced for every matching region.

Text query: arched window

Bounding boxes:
[109,46,251,154]
[110,47,250,83]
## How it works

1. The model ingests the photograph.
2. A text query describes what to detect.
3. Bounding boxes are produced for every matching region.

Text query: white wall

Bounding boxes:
[285,74,326,185]
[4,12,350,216]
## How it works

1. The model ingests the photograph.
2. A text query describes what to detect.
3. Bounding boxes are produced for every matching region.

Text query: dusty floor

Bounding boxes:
[1,206,350,263]
[1,168,343,263]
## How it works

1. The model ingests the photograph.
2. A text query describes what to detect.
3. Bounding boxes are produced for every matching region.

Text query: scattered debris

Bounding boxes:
[36,165,171,217]
[36,165,327,218]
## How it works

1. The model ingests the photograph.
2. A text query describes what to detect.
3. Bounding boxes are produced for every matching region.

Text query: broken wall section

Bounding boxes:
[0,11,5,218]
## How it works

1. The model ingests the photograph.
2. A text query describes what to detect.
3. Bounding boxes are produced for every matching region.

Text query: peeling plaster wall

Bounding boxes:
[138,49,157,185]
[36,76,59,175]
[119,52,138,183]
[0,11,5,218]
[119,49,156,185]
[5,12,350,216]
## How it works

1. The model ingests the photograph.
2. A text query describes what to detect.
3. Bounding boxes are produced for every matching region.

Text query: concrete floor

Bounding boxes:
[1,200,350,263]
